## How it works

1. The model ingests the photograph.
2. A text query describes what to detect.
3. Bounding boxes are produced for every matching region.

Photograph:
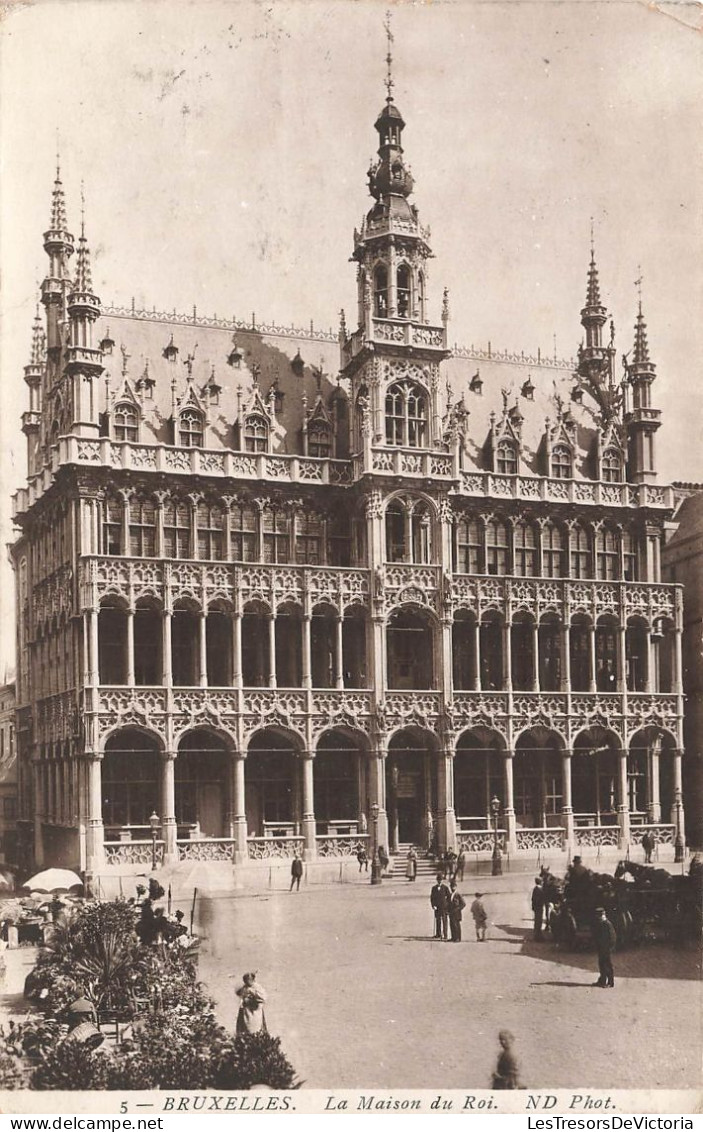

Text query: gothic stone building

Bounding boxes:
[11,83,685,881]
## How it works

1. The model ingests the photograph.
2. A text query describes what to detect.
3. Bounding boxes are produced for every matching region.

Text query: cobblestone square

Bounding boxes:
[198,873,701,1091]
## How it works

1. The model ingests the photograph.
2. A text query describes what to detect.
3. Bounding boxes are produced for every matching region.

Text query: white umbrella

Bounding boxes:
[22,868,84,893]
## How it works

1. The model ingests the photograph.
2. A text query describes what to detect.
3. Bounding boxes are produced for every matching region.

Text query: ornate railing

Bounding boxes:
[450,575,678,623]
[104,840,164,866]
[369,447,454,478]
[457,471,673,512]
[575,826,620,848]
[177,839,236,862]
[315,835,369,858]
[457,829,506,853]
[629,824,675,846]
[80,557,370,614]
[103,302,339,342]
[515,827,566,851]
[247,836,304,860]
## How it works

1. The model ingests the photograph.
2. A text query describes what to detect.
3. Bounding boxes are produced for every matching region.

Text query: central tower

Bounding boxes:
[339,23,451,470]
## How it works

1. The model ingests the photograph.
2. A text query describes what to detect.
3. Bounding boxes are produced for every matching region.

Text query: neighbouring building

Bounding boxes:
[662,485,703,848]
[0,681,17,866]
[10,58,686,882]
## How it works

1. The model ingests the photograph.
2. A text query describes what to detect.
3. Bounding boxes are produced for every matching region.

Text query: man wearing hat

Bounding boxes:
[470,892,488,941]
[593,907,616,988]
[430,872,451,940]
[448,880,467,942]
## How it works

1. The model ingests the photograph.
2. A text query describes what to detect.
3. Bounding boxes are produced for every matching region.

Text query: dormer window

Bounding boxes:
[551,444,572,479]
[244,413,269,453]
[496,440,517,476]
[179,408,204,448]
[114,402,139,442]
[308,422,332,459]
[385,379,428,448]
[602,448,622,483]
[374,264,388,318]
[397,264,411,319]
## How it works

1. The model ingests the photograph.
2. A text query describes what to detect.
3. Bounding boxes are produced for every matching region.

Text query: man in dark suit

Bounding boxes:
[593,907,616,987]
[290,854,303,892]
[531,876,545,940]
[430,873,450,940]
[448,881,467,942]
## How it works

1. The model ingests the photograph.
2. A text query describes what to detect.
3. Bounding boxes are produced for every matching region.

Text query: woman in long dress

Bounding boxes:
[405,847,417,881]
[235,971,268,1035]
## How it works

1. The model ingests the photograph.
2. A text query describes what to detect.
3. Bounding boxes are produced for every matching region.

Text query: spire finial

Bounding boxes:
[80,179,86,238]
[590,216,595,258]
[635,266,643,314]
[384,10,394,104]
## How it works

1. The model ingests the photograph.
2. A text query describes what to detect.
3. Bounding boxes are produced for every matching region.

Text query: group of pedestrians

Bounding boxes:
[430,873,487,942]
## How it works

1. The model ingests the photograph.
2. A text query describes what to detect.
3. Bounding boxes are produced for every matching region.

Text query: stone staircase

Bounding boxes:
[389,844,440,881]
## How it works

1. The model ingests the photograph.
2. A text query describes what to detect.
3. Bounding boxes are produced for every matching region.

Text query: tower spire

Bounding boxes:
[384,10,394,104]
[73,181,93,294]
[631,271,651,367]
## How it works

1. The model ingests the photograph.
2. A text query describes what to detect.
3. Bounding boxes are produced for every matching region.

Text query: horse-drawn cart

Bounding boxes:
[544,857,702,950]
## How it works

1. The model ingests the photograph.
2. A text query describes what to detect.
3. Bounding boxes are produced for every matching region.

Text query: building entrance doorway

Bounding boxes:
[386,729,435,852]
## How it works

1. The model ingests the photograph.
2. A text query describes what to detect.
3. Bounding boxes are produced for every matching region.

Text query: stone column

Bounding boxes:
[472,618,481,691]
[199,611,208,687]
[673,750,685,842]
[504,750,516,852]
[335,615,344,690]
[561,621,571,692]
[162,609,173,686]
[503,620,513,691]
[674,628,683,695]
[126,606,135,687]
[562,750,575,848]
[268,614,277,689]
[649,739,661,823]
[232,612,242,689]
[32,759,44,867]
[438,747,457,852]
[369,746,389,854]
[441,616,453,701]
[231,756,248,861]
[531,620,539,691]
[617,748,630,848]
[161,752,178,864]
[618,625,627,693]
[648,632,658,694]
[301,753,317,860]
[588,623,597,693]
[302,614,312,689]
[88,608,99,687]
[86,755,105,875]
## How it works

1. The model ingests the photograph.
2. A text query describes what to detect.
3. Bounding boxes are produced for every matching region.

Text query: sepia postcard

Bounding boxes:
[0,0,701,1118]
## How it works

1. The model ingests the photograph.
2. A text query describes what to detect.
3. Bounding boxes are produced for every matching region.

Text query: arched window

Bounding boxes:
[485,518,510,576]
[374,264,388,317]
[114,402,138,442]
[397,264,411,318]
[455,516,482,574]
[129,496,156,557]
[602,448,622,483]
[551,444,572,479]
[197,502,225,560]
[596,525,620,580]
[385,497,433,564]
[513,520,537,577]
[244,414,269,453]
[385,380,428,448]
[263,506,290,564]
[542,521,566,578]
[570,522,591,579]
[163,500,191,559]
[230,502,258,561]
[179,408,204,448]
[496,441,518,476]
[308,421,332,459]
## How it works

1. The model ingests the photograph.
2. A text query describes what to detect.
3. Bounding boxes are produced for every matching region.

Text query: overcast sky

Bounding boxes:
[0,0,701,673]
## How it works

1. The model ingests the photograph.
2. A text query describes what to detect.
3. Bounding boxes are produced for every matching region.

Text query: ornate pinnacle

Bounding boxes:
[30,306,45,365]
[50,160,67,232]
[585,245,602,309]
[442,287,450,324]
[632,306,651,366]
[74,190,94,293]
